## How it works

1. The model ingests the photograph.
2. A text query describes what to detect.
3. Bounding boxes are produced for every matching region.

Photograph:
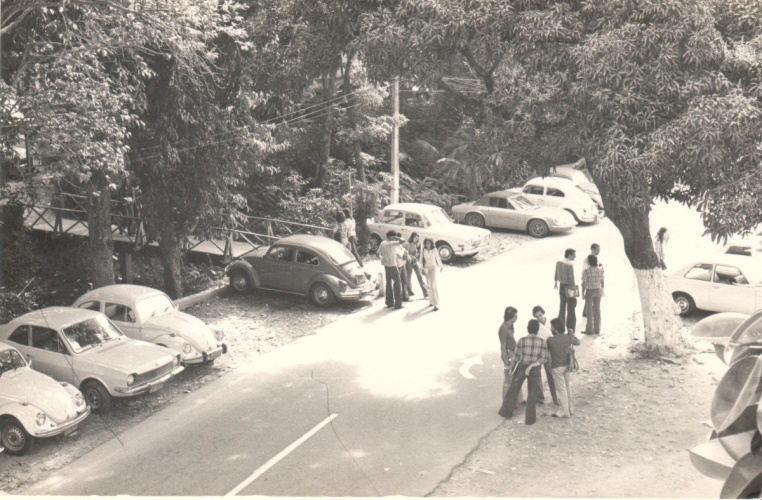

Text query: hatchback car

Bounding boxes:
[451,191,575,238]
[0,341,90,455]
[512,177,600,223]
[73,285,227,364]
[550,164,604,210]
[367,202,491,262]
[226,235,377,307]
[0,308,184,412]
[667,255,762,315]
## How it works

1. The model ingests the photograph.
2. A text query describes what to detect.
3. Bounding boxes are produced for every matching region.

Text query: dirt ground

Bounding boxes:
[2,230,726,497]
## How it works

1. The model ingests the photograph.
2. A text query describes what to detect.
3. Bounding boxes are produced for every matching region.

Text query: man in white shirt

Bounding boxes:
[532,306,558,406]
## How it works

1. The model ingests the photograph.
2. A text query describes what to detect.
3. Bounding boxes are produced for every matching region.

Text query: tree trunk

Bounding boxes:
[156,211,184,300]
[314,73,335,187]
[343,53,366,183]
[605,201,687,355]
[87,175,115,287]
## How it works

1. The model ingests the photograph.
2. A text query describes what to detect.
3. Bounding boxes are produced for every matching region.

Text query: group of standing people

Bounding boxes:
[554,243,605,336]
[377,230,442,311]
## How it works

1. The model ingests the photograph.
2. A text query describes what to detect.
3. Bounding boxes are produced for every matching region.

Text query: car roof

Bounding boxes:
[484,190,522,198]
[4,307,104,329]
[77,284,167,302]
[683,254,762,271]
[382,203,444,212]
[524,176,578,189]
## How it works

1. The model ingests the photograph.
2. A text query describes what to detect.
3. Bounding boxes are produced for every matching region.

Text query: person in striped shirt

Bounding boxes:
[377,230,405,309]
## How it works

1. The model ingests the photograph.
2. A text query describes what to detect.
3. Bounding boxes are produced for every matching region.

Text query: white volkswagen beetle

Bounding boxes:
[73,285,227,364]
[0,341,90,455]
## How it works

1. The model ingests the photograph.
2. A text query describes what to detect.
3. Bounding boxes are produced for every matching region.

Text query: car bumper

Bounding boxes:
[455,248,480,258]
[115,365,184,396]
[338,282,377,301]
[33,407,91,438]
[183,344,228,364]
[549,223,574,232]
[578,213,598,223]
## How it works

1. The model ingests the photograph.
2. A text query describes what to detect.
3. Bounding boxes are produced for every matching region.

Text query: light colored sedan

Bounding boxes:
[667,255,762,315]
[0,342,90,455]
[451,191,575,238]
[0,308,184,412]
[367,202,491,263]
[73,285,227,364]
[514,176,601,223]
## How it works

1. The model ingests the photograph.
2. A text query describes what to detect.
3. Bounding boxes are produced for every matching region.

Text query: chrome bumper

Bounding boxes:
[338,282,377,301]
[34,407,91,438]
[184,344,228,364]
[115,365,184,395]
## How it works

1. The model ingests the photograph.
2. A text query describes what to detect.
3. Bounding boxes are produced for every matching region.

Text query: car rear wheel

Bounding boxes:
[527,219,549,238]
[369,234,382,254]
[465,213,485,228]
[83,380,112,413]
[1,418,33,456]
[437,242,454,263]
[673,293,696,316]
[310,282,337,307]
[229,270,252,293]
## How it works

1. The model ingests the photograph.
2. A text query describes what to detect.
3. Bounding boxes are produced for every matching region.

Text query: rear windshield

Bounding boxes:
[325,245,356,266]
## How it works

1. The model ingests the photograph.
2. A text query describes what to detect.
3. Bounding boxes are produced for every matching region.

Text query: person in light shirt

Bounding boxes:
[532,306,558,407]
[377,231,404,309]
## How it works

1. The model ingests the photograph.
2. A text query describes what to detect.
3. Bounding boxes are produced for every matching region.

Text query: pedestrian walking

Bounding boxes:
[499,319,549,425]
[546,317,580,418]
[342,208,363,267]
[378,230,404,309]
[581,243,601,318]
[654,227,669,270]
[498,307,519,400]
[554,248,578,333]
[581,254,604,335]
[531,306,558,406]
[421,238,443,310]
[404,232,428,298]
[395,231,411,302]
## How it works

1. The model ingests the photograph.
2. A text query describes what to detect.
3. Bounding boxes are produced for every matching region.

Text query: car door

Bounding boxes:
[679,263,713,310]
[103,302,141,340]
[494,196,523,230]
[292,249,321,293]
[374,210,404,238]
[402,212,425,240]
[545,186,566,210]
[28,326,78,385]
[710,264,756,314]
[521,185,545,207]
[259,245,296,290]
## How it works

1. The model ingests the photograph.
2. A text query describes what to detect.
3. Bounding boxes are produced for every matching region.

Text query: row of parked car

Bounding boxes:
[0,285,227,455]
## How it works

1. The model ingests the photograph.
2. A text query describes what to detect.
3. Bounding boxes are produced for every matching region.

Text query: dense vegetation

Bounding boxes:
[2,0,761,354]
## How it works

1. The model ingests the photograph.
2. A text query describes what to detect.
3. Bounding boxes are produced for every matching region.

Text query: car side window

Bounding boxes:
[31,326,69,354]
[267,246,295,262]
[523,185,544,196]
[105,303,136,323]
[684,263,713,282]
[7,326,30,346]
[489,197,509,209]
[405,213,423,227]
[78,300,101,312]
[547,188,565,197]
[296,250,319,266]
[379,210,404,225]
[714,265,747,285]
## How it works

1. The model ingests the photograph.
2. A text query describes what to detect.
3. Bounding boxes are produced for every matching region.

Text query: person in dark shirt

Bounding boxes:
[498,307,518,401]
[499,319,549,425]
[546,317,580,418]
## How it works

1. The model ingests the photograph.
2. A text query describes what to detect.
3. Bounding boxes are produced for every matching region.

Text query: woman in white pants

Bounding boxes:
[420,238,443,310]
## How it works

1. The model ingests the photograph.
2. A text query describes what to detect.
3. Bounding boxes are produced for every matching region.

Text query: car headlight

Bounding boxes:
[183,342,192,354]
[127,374,135,386]
[75,392,86,409]
[215,330,225,341]
[36,412,47,427]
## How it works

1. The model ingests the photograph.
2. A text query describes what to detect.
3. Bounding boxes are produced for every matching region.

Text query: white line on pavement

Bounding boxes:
[225,413,339,496]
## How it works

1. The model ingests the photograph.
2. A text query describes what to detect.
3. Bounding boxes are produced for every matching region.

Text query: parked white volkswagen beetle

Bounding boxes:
[73,285,227,364]
[0,341,90,455]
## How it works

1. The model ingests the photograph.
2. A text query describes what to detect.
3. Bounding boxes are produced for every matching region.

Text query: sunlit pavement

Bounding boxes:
[23,204,710,496]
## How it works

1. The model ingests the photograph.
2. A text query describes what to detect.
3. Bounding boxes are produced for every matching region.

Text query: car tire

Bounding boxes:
[82,380,112,413]
[465,213,486,228]
[369,234,382,254]
[436,242,454,263]
[229,270,252,293]
[527,219,549,238]
[0,418,33,456]
[310,282,337,307]
[673,293,696,316]
[564,209,580,223]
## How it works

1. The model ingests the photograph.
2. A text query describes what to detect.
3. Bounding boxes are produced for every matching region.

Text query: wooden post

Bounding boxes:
[391,76,400,204]
[119,249,133,283]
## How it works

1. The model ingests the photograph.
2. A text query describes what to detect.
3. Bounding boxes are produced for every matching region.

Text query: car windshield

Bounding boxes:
[62,316,124,353]
[511,195,537,210]
[423,208,452,226]
[137,294,175,318]
[0,347,27,375]
[325,245,356,266]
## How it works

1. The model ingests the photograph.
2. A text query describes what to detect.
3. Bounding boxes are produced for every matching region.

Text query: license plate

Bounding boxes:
[149,382,164,393]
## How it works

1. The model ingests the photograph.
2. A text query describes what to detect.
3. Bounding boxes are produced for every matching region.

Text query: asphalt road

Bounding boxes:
[23,218,634,496]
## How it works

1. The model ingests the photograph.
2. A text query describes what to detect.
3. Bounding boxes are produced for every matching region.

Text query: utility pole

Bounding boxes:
[390,76,400,204]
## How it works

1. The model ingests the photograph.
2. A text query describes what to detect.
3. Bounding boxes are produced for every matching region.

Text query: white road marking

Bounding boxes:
[459,355,483,379]
[225,413,339,496]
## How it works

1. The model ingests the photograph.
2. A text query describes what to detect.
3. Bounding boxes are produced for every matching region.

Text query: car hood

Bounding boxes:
[0,367,78,421]
[143,313,216,350]
[80,340,174,373]
[431,222,491,239]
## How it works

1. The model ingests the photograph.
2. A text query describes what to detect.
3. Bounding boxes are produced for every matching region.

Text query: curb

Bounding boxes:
[175,280,230,311]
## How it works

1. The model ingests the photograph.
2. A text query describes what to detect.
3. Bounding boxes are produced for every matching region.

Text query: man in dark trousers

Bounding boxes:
[499,319,549,425]
[554,248,578,333]
[377,231,404,309]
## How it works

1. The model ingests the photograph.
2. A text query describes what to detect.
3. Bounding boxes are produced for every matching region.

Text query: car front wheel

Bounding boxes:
[437,242,454,263]
[310,282,337,307]
[527,219,549,238]
[673,293,696,316]
[0,418,33,456]
[229,270,252,293]
[82,380,112,413]
[465,213,485,228]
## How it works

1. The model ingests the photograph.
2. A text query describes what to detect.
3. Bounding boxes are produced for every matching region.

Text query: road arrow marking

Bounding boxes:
[226,413,338,496]
[459,355,483,379]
